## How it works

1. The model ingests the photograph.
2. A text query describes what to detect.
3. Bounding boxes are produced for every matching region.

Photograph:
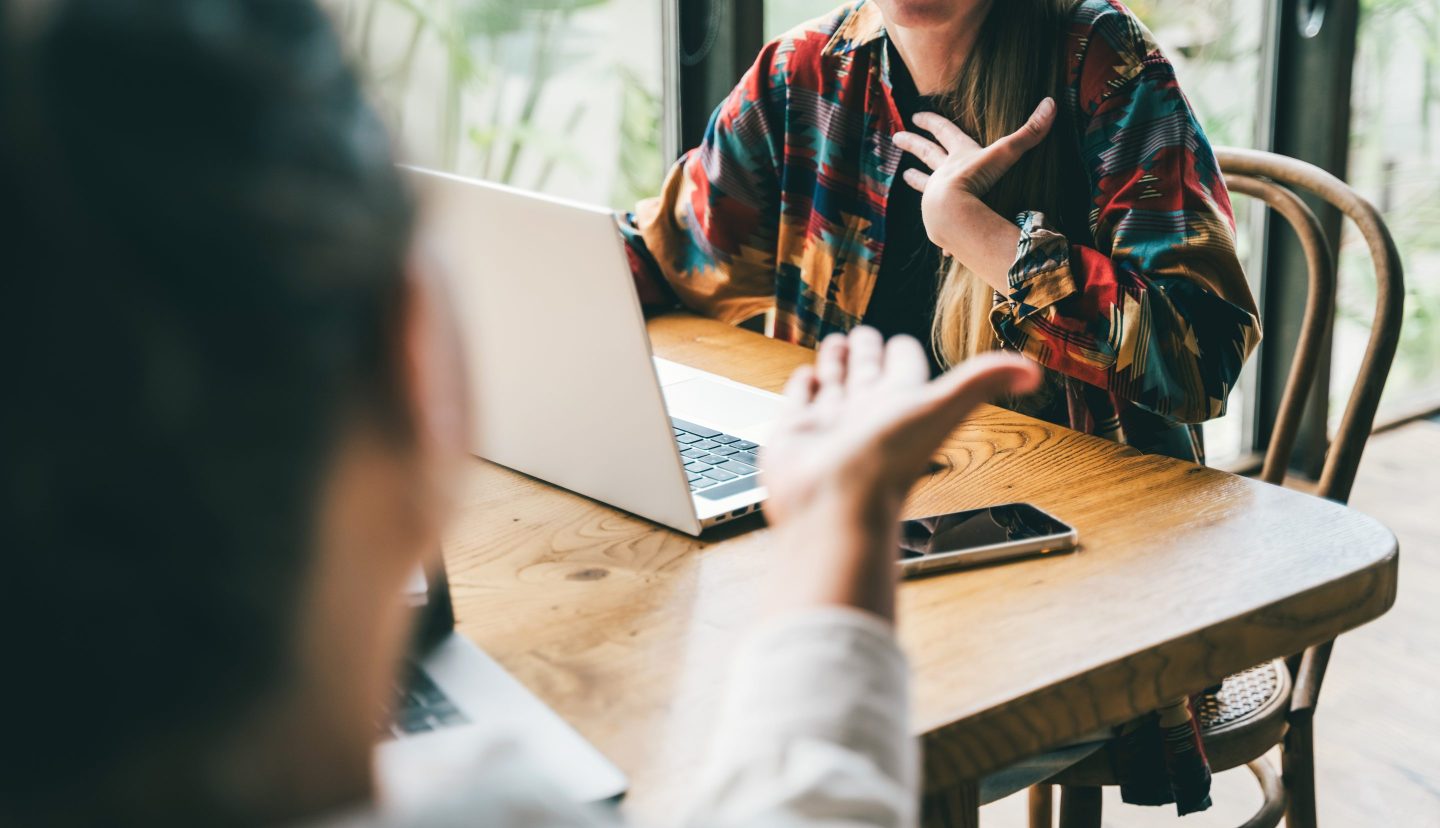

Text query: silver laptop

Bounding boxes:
[411,169,784,535]
[375,562,628,805]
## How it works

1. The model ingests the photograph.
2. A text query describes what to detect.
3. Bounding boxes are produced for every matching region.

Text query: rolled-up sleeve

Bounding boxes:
[989,13,1261,424]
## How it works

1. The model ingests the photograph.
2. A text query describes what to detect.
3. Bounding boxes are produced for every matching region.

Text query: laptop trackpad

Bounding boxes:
[663,377,782,435]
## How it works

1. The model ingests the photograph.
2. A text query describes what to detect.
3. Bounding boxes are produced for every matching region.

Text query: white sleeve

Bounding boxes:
[680,606,919,828]
[340,608,915,828]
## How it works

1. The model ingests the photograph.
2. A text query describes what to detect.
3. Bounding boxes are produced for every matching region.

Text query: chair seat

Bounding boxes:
[1047,660,1292,787]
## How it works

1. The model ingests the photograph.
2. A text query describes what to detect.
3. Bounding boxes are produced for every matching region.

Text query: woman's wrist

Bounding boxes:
[933,193,1021,295]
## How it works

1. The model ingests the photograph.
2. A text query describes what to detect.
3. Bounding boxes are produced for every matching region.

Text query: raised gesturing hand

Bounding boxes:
[759,327,1040,620]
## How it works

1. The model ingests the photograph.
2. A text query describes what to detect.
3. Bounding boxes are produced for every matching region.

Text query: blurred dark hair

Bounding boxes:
[0,0,413,823]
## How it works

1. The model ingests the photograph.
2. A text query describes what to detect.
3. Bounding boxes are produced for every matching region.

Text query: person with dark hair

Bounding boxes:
[0,1,1039,825]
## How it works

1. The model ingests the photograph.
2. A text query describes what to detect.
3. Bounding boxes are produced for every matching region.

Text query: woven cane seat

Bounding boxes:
[1199,661,1287,733]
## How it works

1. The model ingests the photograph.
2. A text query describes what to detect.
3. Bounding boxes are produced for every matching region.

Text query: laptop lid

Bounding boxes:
[407,559,457,656]
[409,169,701,535]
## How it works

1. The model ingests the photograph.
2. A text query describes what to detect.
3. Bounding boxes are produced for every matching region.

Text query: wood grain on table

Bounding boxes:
[442,314,1398,818]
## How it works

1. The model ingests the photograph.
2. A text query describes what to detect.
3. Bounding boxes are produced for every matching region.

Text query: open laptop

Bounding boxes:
[375,561,628,805]
[410,168,785,535]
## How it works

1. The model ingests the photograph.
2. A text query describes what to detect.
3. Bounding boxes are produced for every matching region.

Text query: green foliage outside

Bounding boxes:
[330,0,663,210]
[1342,0,1440,406]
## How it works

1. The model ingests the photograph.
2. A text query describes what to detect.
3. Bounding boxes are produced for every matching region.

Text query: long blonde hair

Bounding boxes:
[930,0,1076,368]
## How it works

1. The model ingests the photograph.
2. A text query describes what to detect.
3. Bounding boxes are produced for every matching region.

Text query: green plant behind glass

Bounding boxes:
[335,0,662,208]
[1341,0,1440,407]
[613,65,665,211]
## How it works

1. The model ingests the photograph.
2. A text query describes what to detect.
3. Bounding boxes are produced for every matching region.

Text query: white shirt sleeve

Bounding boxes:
[680,606,918,828]
[333,607,915,828]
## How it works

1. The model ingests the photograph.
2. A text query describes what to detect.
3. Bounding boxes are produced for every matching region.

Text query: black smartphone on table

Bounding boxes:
[897,502,1077,577]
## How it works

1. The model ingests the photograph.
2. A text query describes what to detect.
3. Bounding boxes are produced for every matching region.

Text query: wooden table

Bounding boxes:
[442,315,1398,820]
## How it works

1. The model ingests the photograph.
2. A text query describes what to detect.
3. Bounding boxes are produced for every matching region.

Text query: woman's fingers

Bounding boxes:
[901,168,930,192]
[846,326,885,388]
[893,131,948,171]
[913,112,980,154]
[988,97,1056,168]
[951,98,1054,197]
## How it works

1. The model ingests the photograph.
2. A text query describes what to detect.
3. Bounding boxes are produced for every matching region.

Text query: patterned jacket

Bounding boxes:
[626,0,1261,463]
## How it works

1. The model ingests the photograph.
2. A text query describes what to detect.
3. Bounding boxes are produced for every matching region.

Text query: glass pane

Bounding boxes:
[326,0,665,211]
[1336,0,1440,422]
[765,0,848,37]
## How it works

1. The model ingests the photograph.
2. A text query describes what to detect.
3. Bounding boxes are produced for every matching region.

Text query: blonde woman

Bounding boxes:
[626,0,1258,813]
[628,0,1260,465]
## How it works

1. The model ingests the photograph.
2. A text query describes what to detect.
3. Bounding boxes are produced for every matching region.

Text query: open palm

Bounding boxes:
[760,327,1041,527]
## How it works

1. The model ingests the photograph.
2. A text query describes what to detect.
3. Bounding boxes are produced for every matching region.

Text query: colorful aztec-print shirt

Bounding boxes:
[626,0,1261,463]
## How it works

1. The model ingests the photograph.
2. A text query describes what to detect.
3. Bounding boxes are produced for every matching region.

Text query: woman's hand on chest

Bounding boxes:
[891,99,1056,292]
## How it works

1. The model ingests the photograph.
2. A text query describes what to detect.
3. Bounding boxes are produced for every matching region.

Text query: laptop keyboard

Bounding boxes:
[387,665,470,738]
[671,417,764,501]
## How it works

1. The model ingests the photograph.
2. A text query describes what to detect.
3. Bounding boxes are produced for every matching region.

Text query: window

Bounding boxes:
[327,0,665,210]
[765,0,845,37]
[1338,0,1440,421]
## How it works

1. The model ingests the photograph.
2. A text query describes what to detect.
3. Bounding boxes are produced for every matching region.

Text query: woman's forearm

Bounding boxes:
[936,193,1021,295]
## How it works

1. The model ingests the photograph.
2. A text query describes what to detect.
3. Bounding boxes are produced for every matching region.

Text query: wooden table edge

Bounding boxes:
[918,524,1399,786]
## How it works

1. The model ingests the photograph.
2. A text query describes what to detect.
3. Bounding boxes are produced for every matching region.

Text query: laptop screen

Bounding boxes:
[406,558,456,656]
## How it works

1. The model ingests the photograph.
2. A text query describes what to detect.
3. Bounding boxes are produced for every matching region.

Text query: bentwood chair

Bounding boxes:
[1024,148,1406,828]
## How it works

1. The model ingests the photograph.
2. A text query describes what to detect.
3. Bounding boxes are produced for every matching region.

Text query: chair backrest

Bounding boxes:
[1214,147,1406,504]
[1217,148,1406,716]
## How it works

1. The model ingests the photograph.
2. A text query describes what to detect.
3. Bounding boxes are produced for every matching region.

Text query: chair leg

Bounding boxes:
[1283,714,1318,828]
[1239,758,1287,828]
[921,779,979,828]
[1027,784,1053,828]
[1057,785,1101,828]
